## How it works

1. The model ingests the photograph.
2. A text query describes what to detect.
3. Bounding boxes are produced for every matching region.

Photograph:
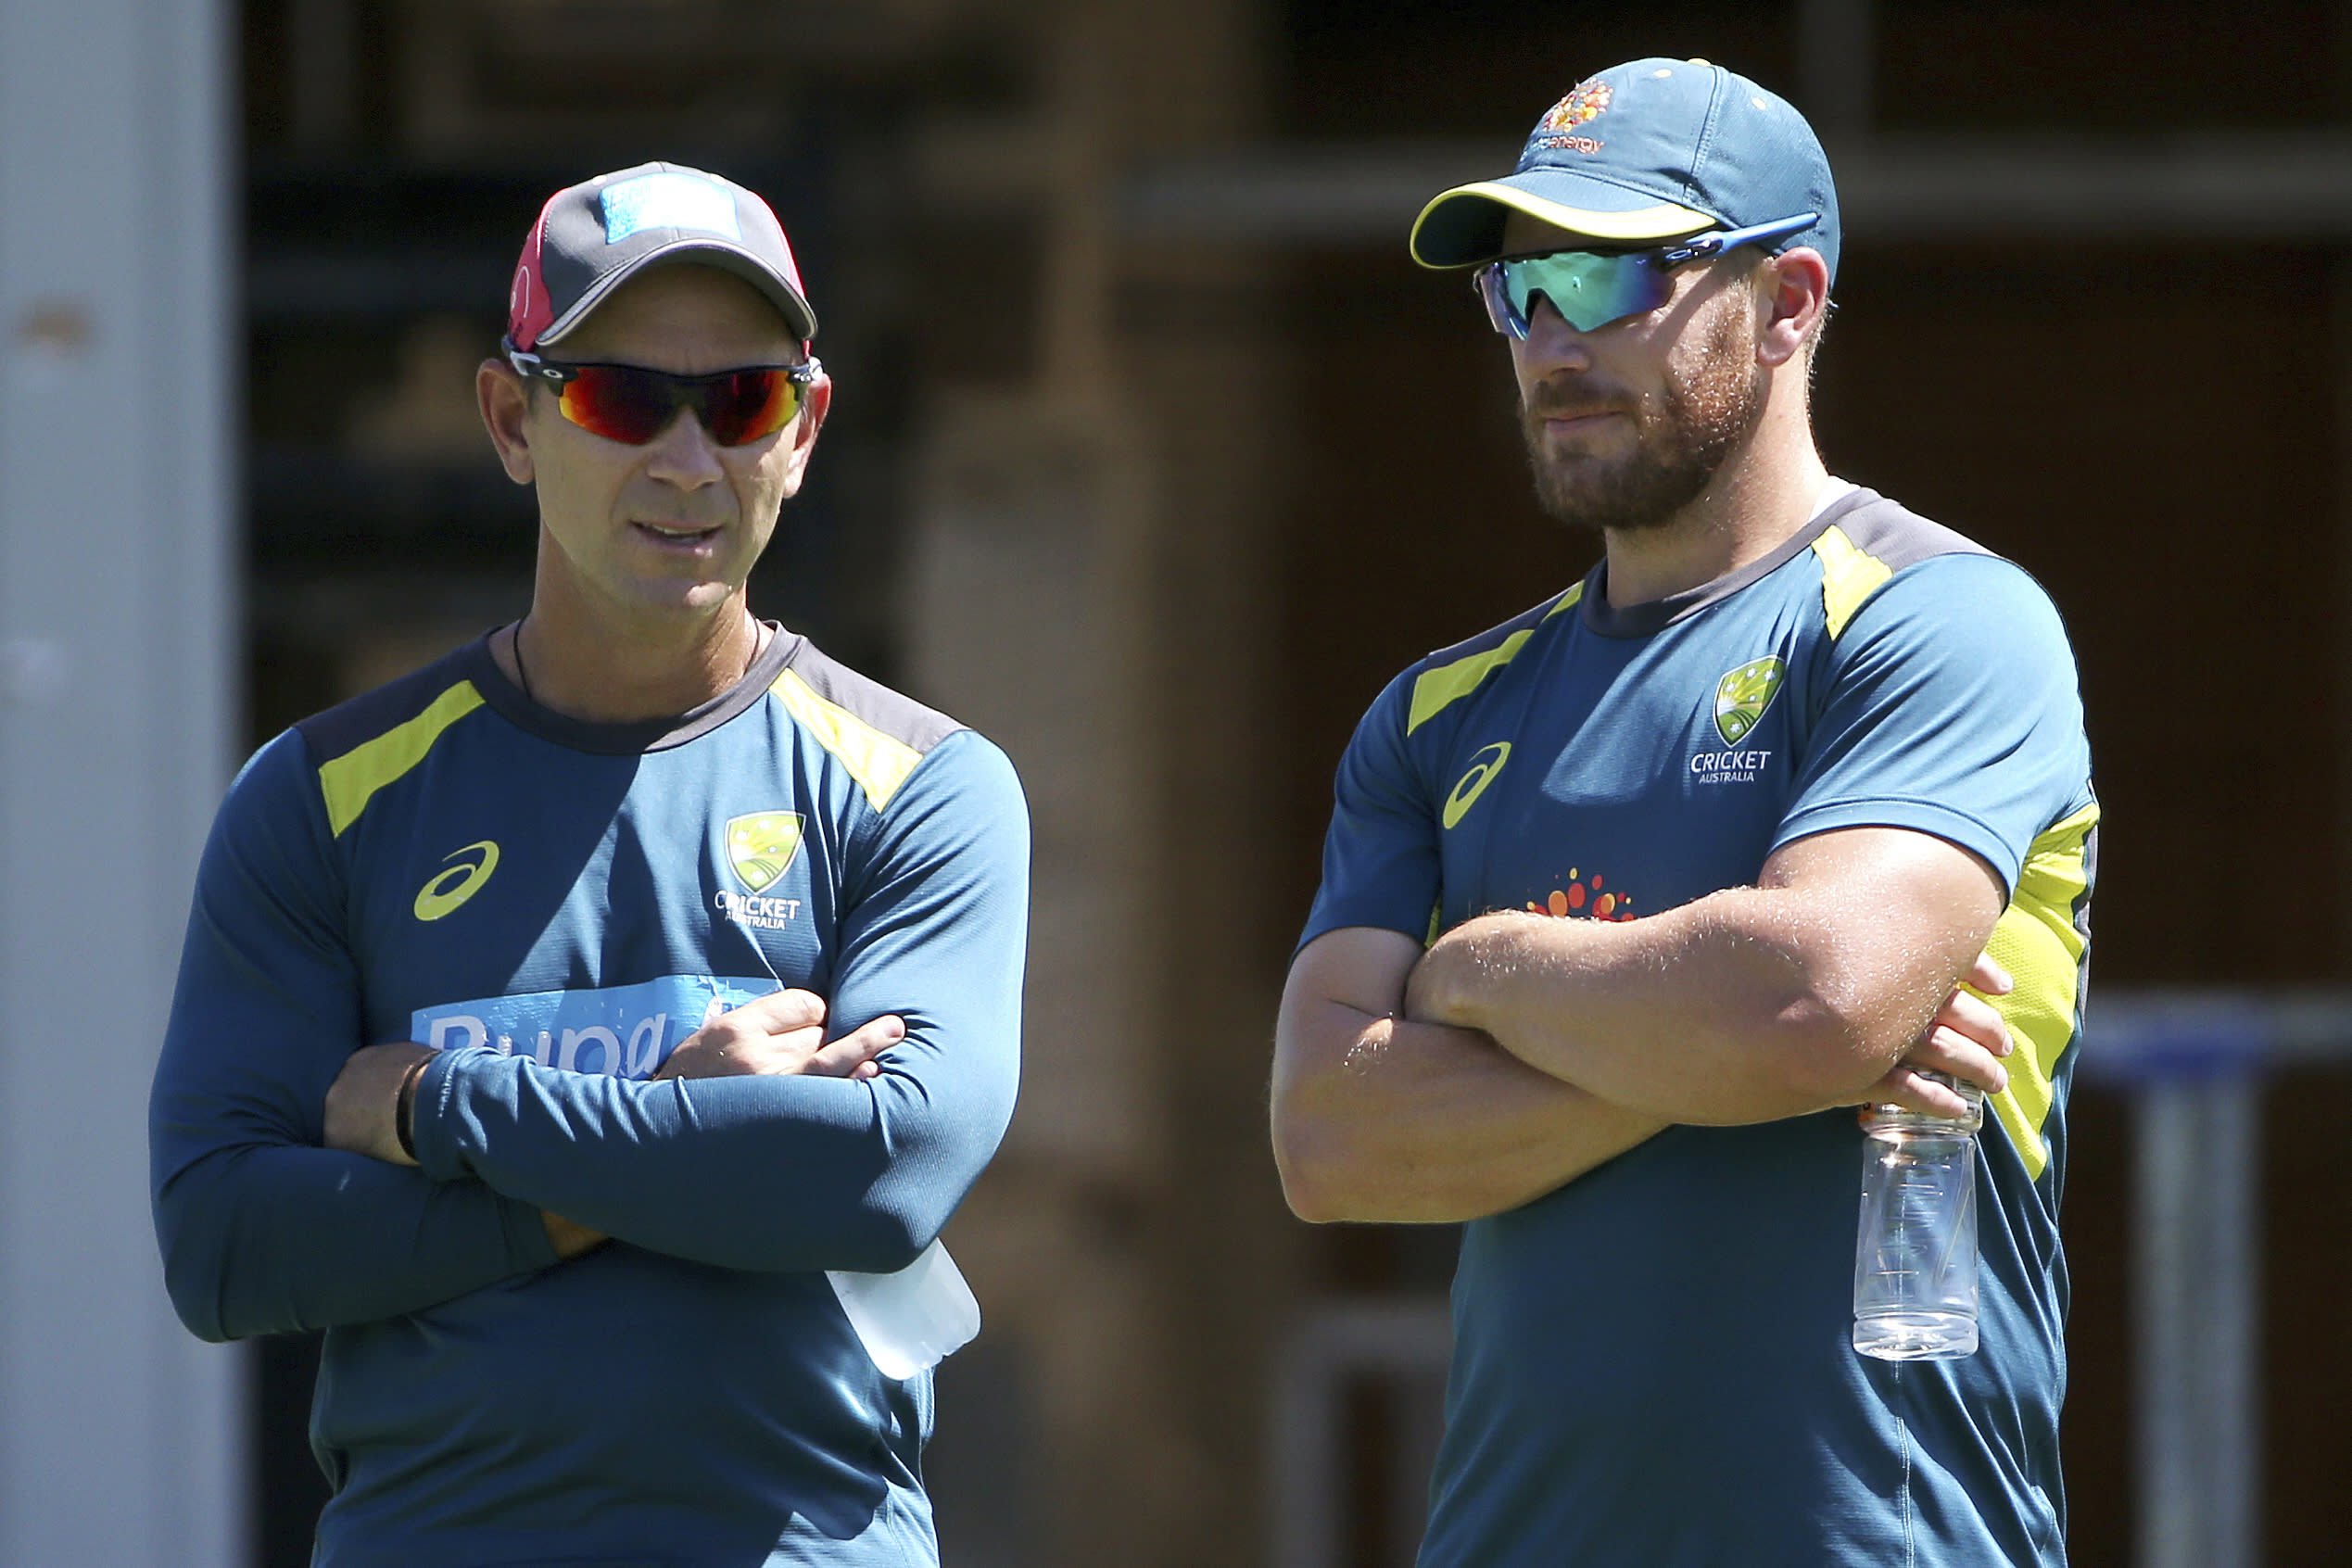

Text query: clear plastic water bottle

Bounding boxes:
[1852,1072,1983,1360]
[827,1238,981,1381]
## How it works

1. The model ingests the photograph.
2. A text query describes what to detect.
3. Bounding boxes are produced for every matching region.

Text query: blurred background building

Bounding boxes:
[6,0,2352,1563]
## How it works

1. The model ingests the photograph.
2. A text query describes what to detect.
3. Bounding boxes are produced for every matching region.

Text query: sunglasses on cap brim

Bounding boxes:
[505,346,823,447]
[1474,212,1820,338]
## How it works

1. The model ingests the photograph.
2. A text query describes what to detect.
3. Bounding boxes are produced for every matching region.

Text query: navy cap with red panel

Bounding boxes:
[505,162,818,355]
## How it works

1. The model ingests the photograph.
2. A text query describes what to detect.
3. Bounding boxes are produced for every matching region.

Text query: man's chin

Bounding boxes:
[1530,462,1682,535]
[593,575,749,622]
[1539,502,1681,535]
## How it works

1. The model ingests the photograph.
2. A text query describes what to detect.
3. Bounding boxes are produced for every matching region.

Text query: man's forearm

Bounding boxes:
[1272,996,1666,1223]
[153,1143,559,1341]
[409,1043,1009,1274]
[1409,883,1973,1125]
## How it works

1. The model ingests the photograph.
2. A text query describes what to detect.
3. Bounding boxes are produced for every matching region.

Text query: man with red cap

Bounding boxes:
[151,163,1029,1566]
[1273,60,2093,1566]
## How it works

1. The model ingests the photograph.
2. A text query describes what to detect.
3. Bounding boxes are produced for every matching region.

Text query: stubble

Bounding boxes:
[1519,302,1768,535]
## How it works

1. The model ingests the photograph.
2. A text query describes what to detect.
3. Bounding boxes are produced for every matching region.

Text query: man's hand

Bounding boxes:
[1853,950,2015,1119]
[541,1211,607,1259]
[322,1042,434,1167]
[653,988,904,1081]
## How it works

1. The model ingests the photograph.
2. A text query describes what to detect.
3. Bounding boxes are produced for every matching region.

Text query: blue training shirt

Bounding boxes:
[150,627,1029,1568]
[1300,487,2096,1568]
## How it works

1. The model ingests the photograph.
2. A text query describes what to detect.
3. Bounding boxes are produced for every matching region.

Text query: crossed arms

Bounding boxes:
[322,990,912,1260]
[150,727,1028,1342]
[1271,825,2012,1224]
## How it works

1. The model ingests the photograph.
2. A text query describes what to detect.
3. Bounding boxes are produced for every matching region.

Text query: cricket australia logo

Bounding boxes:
[716,811,806,930]
[1713,656,1786,745]
[727,811,805,893]
[1692,656,1784,786]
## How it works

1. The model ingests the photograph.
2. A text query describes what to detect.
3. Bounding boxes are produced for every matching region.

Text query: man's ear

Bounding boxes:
[478,359,536,485]
[793,371,831,454]
[777,370,832,496]
[1756,247,1829,370]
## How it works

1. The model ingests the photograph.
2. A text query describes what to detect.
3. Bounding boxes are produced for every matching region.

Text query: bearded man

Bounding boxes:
[1271,58,2095,1567]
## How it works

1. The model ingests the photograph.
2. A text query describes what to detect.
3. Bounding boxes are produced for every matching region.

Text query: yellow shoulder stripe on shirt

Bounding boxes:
[318,682,487,837]
[769,667,924,811]
[1812,525,1894,639]
[1981,801,2100,1180]
[1407,583,1584,735]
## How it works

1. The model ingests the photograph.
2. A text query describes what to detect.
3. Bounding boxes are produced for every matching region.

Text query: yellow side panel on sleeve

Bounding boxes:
[1979,802,2099,1180]
[318,682,487,837]
[770,668,924,811]
[1812,525,1894,640]
[1406,583,1584,736]
[1410,632,1532,736]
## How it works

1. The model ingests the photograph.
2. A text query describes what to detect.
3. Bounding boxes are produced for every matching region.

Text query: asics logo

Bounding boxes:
[414,840,500,921]
[1444,742,1511,828]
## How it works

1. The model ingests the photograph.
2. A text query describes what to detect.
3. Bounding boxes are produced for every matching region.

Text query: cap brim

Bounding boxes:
[1409,179,1715,270]
[540,237,819,345]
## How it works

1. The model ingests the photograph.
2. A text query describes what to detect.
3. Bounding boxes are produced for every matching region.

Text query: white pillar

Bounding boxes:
[0,0,245,1562]
[2132,1074,2263,1568]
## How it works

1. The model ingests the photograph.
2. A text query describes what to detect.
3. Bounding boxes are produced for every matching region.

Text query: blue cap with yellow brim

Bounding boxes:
[1408,57,1840,285]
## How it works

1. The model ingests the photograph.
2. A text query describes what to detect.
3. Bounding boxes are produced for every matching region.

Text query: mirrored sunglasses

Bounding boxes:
[506,349,822,447]
[1474,212,1821,338]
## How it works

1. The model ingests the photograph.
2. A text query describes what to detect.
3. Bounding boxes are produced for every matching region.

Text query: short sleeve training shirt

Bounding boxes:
[1299,487,2096,1568]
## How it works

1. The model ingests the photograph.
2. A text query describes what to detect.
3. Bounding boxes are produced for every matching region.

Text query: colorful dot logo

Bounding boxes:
[1540,80,1612,132]
[1526,868,1635,923]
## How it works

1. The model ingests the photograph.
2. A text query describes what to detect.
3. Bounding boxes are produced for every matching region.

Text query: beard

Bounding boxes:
[1518,304,1767,534]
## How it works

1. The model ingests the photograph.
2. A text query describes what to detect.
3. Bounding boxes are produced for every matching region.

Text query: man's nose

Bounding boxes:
[642,408,727,487]
[1516,294,1597,371]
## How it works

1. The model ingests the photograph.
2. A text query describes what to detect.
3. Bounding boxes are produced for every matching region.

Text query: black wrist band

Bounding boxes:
[396,1056,429,1161]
